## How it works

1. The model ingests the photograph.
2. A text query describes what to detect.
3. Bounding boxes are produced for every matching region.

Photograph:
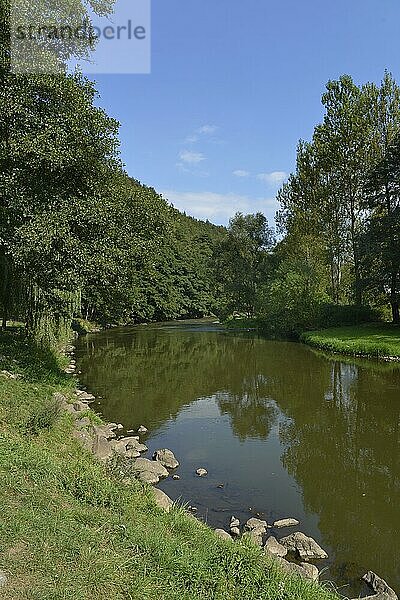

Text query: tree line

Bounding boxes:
[216,73,400,333]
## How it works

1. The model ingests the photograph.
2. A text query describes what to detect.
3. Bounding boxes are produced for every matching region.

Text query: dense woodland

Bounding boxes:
[0,0,399,343]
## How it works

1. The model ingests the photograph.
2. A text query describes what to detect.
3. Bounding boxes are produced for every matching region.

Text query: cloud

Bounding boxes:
[233,169,250,178]
[161,189,278,225]
[257,171,288,186]
[197,124,218,135]
[179,150,207,164]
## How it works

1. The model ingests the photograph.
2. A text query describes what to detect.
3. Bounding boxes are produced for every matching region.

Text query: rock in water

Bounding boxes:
[230,516,240,528]
[230,526,240,537]
[273,518,300,528]
[245,517,268,533]
[196,468,208,477]
[153,449,179,469]
[215,529,233,542]
[153,488,173,512]
[362,571,398,600]
[137,425,148,434]
[264,536,287,557]
[280,532,328,560]
[131,458,169,485]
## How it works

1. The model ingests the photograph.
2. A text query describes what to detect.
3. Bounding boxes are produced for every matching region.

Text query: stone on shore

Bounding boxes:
[131,457,169,485]
[153,449,179,469]
[153,488,173,512]
[280,532,328,560]
[230,526,240,536]
[76,390,95,401]
[264,536,287,557]
[273,556,319,581]
[300,562,319,581]
[93,423,118,440]
[273,518,300,528]
[196,468,208,477]
[215,529,233,542]
[362,571,398,600]
[245,517,268,533]
[92,434,113,462]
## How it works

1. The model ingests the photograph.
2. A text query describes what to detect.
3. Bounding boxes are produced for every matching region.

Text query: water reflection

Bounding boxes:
[75,321,400,593]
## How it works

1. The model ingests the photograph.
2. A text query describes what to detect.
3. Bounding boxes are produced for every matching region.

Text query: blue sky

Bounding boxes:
[91,0,400,226]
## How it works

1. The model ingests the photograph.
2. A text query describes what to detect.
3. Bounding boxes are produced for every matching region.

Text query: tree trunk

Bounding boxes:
[391,272,399,324]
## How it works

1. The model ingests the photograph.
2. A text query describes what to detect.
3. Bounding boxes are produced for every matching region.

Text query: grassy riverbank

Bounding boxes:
[301,323,400,360]
[0,330,338,600]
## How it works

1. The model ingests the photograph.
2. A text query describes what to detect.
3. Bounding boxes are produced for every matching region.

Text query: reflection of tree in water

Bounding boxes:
[273,356,400,590]
[217,385,278,441]
[76,323,400,590]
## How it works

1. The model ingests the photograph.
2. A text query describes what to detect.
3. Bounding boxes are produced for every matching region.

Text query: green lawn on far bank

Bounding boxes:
[301,323,400,360]
[0,330,337,600]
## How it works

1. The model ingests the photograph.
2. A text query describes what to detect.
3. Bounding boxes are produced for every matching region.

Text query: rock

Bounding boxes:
[215,529,233,542]
[93,423,118,440]
[172,474,180,480]
[76,391,95,401]
[230,516,240,529]
[92,434,113,462]
[264,536,287,557]
[74,417,91,429]
[121,436,147,453]
[153,488,173,512]
[0,570,7,587]
[362,571,398,600]
[273,518,300,528]
[112,439,141,459]
[73,400,87,412]
[280,532,328,560]
[137,425,148,434]
[242,530,263,546]
[116,423,124,430]
[196,468,208,477]
[300,562,319,582]
[245,517,268,533]
[230,526,240,537]
[131,458,169,485]
[72,428,93,451]
[153,449,179,469]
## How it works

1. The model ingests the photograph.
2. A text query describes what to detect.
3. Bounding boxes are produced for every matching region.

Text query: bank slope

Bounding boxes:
[301,323,400,360]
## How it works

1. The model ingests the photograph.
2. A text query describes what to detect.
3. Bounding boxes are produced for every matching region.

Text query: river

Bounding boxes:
[74,320,400,596]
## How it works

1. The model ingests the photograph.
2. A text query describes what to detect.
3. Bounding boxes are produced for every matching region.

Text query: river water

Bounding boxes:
[74,320,400,596]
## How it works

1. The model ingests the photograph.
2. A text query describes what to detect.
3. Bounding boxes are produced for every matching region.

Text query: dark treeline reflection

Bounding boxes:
[75,322,400,590]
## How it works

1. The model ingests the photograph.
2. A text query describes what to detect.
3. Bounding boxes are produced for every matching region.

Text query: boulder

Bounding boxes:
[273,518,300,528]
[215,529,233,542]
[280,532,328,560]
[131,458,169,485]
[72,428,93,452]
[153,488,173,512]
[76,390,95,401]
[362,571,398,600]
[112,439,141,459]
[242,530,263,546]
[196,468,208,477]
[137,425,148,434]
[73,400,87,412]
[264,536,287,557]
[93,423,118,440]
[273,557,318,581]
[245,517,268,533]
[230,526,240,537]
[92,434,113,462]
[153,449,179,469]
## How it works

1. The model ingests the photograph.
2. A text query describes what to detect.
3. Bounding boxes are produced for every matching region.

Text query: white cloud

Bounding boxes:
[161,189,278,225]
[179,150,207,164]
[197,124,218,135]
[257,171,288,186]
[233,169,250,178]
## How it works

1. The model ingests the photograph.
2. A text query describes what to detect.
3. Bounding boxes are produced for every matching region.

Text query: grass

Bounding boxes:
[301,323,400,360]
[0,330,338,600]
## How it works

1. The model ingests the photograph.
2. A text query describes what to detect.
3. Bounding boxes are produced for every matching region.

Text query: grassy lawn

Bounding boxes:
[0,330,337,600]
[301,323,400,360]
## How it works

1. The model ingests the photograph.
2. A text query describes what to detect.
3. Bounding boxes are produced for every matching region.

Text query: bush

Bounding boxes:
[319,304,382,327]
[25,395,62,435]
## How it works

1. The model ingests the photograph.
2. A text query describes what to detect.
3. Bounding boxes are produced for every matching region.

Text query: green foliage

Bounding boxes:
[25,394,62,435]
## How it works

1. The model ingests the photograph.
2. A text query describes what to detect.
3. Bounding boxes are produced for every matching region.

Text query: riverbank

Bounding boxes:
[301,323,400,361]
[0,330,339,600]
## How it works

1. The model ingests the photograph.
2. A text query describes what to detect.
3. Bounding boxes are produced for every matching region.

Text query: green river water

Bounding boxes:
[74,320,400,596]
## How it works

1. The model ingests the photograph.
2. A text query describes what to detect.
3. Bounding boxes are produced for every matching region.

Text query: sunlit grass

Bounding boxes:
[301,323,400,359]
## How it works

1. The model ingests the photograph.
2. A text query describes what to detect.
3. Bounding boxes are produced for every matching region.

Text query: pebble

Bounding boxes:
[196,468,208,477]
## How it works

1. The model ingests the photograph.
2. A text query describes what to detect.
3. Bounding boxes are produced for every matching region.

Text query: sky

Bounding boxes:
[88,0,400,226]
